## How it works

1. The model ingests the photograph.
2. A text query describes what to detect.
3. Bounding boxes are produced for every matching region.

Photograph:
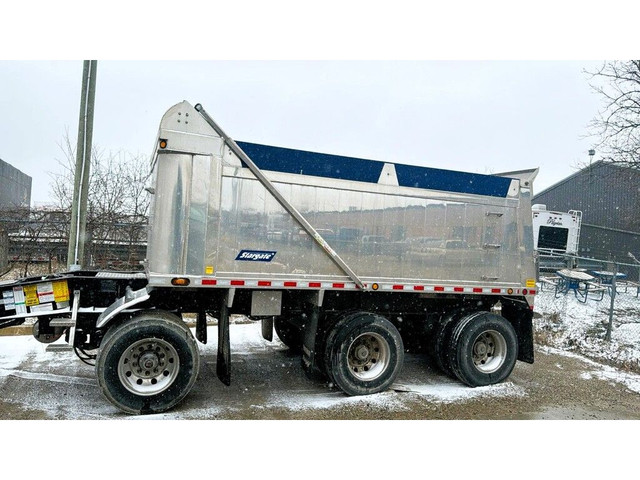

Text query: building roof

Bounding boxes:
[534,160,639,198]
[532,159,640,234]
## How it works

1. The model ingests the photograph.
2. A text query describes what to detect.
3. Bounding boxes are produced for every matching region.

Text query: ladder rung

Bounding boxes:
[49,318,76,327]
[46,344,73,352]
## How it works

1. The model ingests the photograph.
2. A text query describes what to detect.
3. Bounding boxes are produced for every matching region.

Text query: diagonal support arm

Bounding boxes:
[194,103,364,290]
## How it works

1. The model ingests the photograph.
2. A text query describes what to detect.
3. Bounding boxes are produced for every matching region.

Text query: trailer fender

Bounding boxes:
[96,286,152,329]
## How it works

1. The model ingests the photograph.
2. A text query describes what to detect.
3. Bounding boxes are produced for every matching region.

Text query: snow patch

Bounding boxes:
[534,286,640,368]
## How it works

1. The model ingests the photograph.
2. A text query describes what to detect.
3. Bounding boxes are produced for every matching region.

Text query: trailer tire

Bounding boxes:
[433,312,464,378]
[326,312,404,396]
[320,310,362,383]
[96,310,200,415]
[274,317,303,353]
[448,312,517,387]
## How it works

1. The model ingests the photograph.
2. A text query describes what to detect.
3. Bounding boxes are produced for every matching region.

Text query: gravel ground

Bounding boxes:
[3,264,639,420]
[2,312,638,478]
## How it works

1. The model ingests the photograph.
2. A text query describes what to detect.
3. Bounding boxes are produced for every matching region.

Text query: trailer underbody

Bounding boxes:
[1,269,533,414]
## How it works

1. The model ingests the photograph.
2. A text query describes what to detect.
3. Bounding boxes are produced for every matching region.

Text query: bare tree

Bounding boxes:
[50,132,151,270]
[0,206,66,276]
[586,60,640,169]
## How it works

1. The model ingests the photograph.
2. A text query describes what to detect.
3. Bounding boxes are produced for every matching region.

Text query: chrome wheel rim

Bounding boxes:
[346,332,389,380]
[118,338,180,396]
[471,330,507,374]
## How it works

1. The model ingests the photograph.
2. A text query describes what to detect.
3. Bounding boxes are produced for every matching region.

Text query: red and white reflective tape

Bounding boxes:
[201,278,358,290]
[199,278,535,295]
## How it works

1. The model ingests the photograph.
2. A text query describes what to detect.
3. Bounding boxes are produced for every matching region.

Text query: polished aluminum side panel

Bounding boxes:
[185,155,212,275]
[213,172,522,285]
[518,186,537,284]
[148,153,221,275]
[216,175,343,278]
[147,153,192,274]
[146,101,536,288]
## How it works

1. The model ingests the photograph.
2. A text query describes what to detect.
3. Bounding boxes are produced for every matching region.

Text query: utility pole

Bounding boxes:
[67,60,97,271]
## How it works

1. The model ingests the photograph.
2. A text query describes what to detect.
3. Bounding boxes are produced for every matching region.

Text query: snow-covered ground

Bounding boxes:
[2,285,640,476]
[1,284,639,419]
[0,321,527,420]
[534,282,640,371]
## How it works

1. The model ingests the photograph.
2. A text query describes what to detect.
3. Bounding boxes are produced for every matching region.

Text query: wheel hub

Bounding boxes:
[355,345,370,361]
[474,342,488,356]
[139,352,160,372]
[471,330,506,374]
[118,338,179,396]
[346,333,390,381]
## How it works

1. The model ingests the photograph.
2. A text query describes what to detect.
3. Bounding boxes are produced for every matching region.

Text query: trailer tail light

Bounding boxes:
[171,278,190,286]
[159,139,168,149]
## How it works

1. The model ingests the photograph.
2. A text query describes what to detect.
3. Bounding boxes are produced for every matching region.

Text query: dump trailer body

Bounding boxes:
[147,101,537,303]
[0,101,539,414]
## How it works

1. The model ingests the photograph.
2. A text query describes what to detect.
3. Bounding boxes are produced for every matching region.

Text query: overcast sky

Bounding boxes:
[0,60,606,205]
[1,2,632,207]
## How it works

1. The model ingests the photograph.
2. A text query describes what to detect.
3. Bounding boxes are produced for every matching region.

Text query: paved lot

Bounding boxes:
[1,323,640,420]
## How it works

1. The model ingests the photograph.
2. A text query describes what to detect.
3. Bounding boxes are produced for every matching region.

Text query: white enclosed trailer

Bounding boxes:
[532,204,582,271]
[0,101,539,414]
[532,204,582,255]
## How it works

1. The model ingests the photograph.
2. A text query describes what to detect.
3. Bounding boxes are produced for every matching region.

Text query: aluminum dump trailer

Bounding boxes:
[0,101,539,414]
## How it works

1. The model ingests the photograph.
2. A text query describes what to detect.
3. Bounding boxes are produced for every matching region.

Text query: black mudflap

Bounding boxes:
[301,304,323,380]
[261,317,273,342]
[196,311,208,344]
[502,298,535,364]
[217,296,231,386]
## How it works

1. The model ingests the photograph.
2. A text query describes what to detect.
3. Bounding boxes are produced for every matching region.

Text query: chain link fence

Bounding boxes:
[535,251,640,371]
[0,228,8,275]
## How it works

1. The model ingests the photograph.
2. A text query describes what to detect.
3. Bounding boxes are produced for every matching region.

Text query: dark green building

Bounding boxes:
[533,160,640,278]
[0,158,31,208]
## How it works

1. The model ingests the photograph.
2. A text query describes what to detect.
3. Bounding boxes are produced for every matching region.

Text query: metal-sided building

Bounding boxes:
[0,158,31,209]
[532,160,640,278]
[1,158,32,271]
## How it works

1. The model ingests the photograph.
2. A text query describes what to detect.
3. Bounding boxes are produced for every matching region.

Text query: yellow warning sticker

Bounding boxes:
[23,285,40,307]
[52,280,70,302]
[205,265,214,275]
[525,279,536,288]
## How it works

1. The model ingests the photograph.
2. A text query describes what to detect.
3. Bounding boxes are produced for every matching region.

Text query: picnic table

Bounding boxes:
[590,270,640,297]
[590,270,627,285]
[554,269,606,303]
